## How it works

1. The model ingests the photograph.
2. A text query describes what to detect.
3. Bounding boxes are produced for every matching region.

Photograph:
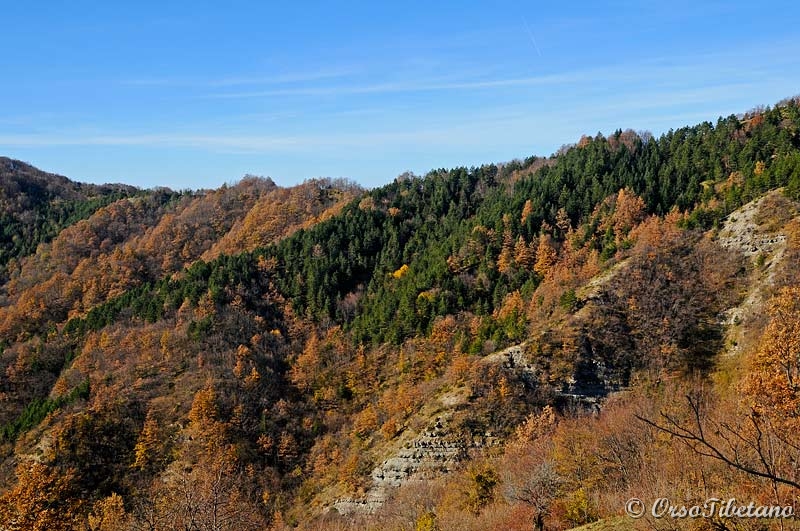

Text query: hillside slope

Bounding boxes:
[0,157,137,283]
[1,98,800,530]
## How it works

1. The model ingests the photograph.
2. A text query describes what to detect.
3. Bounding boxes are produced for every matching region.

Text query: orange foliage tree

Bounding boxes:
[742,286,800,431]
[0,462,85,530]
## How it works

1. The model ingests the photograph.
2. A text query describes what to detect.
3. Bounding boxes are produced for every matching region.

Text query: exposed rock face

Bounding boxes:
[331,413,467,515]
[717,191,798,358]
[330,343,609,515]
[373,417,465,486]
[718,193,788,256]
[486,344,612,406]
[482,344,537,382]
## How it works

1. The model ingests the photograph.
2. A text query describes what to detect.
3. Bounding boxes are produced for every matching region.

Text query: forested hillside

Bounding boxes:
[1,98,800,530]
[0,158,138,284]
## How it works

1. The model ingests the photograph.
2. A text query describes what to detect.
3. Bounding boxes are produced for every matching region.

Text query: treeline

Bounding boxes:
[261,100,800,345]
[60,100,800,349]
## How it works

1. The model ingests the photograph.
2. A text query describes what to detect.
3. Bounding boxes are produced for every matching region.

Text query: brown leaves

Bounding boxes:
[88,493,129,531]
[146,450,268,531]
[604,215,745,375]
[741,286,800,432]
[0,462,85,531]
[533,233,557,278]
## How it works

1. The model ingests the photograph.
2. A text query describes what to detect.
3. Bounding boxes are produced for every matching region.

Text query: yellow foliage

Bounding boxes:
[133,411,162,471]
[514,235,536,270]
[562,487,597,527]
[381,417,399,439]
[392,264,410,279]
[188,386,218,430]
[244,366,261,387]
[353,405,380,438]
[88,493,128,531]
[0,462,84,531]
[415,511,440,531]
[495,290,524,321]
[521,199,534,225]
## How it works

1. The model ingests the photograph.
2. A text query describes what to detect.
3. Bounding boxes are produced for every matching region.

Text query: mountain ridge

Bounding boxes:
[1,97,800,530]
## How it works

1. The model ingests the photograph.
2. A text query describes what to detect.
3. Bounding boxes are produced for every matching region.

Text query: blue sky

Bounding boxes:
[1,1,799,190]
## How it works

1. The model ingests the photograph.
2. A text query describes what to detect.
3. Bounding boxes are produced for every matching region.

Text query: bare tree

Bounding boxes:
[503,458,563,531]
[636,394,800,492]
[131,455,268,531]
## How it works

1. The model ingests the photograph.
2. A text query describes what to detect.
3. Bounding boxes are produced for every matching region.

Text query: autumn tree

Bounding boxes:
[501,407,561,531]
[188,384,228,450]
[742,286,800,431]
[464,463,499,515]
[291,332,321,392]
[0,462,85,531]
[513,235,535,270]
[533,233,557,278]
[638,390,800,493]
[601,214,745,375]
[520,199,533,225]
[609,188,646,243]
[133,409,165,472]
[142,449,268,531]
[497,215,515,276]
[88,493,130,531]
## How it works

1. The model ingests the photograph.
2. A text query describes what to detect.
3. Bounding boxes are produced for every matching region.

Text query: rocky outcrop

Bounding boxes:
[718,193,788,256]
[331,342,617,515]
[331,413,468,515]
[717,190,797,358]
[481,344,537,383]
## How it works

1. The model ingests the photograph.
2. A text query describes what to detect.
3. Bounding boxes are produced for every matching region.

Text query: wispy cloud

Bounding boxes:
[0,133,303,150]
[521,17,542,57]
[200,56,760,101]
[5,39,795,165]
[120,67,356,88]
[203,71,594,99]
[0,113,540,153]
[0,77,776,156]
[208,67,359,87]
[198,38,800,102]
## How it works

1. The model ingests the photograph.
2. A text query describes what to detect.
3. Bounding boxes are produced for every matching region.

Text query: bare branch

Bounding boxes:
[635,395,800,491]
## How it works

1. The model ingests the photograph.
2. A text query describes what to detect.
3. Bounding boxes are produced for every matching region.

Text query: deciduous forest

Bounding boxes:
[1,97,800,530]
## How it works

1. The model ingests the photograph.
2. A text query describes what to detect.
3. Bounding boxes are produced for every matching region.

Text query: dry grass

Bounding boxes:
[567,516,637,531]
[752,190,798,232]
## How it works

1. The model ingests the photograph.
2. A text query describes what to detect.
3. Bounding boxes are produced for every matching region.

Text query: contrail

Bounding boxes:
[522,16,542,57]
